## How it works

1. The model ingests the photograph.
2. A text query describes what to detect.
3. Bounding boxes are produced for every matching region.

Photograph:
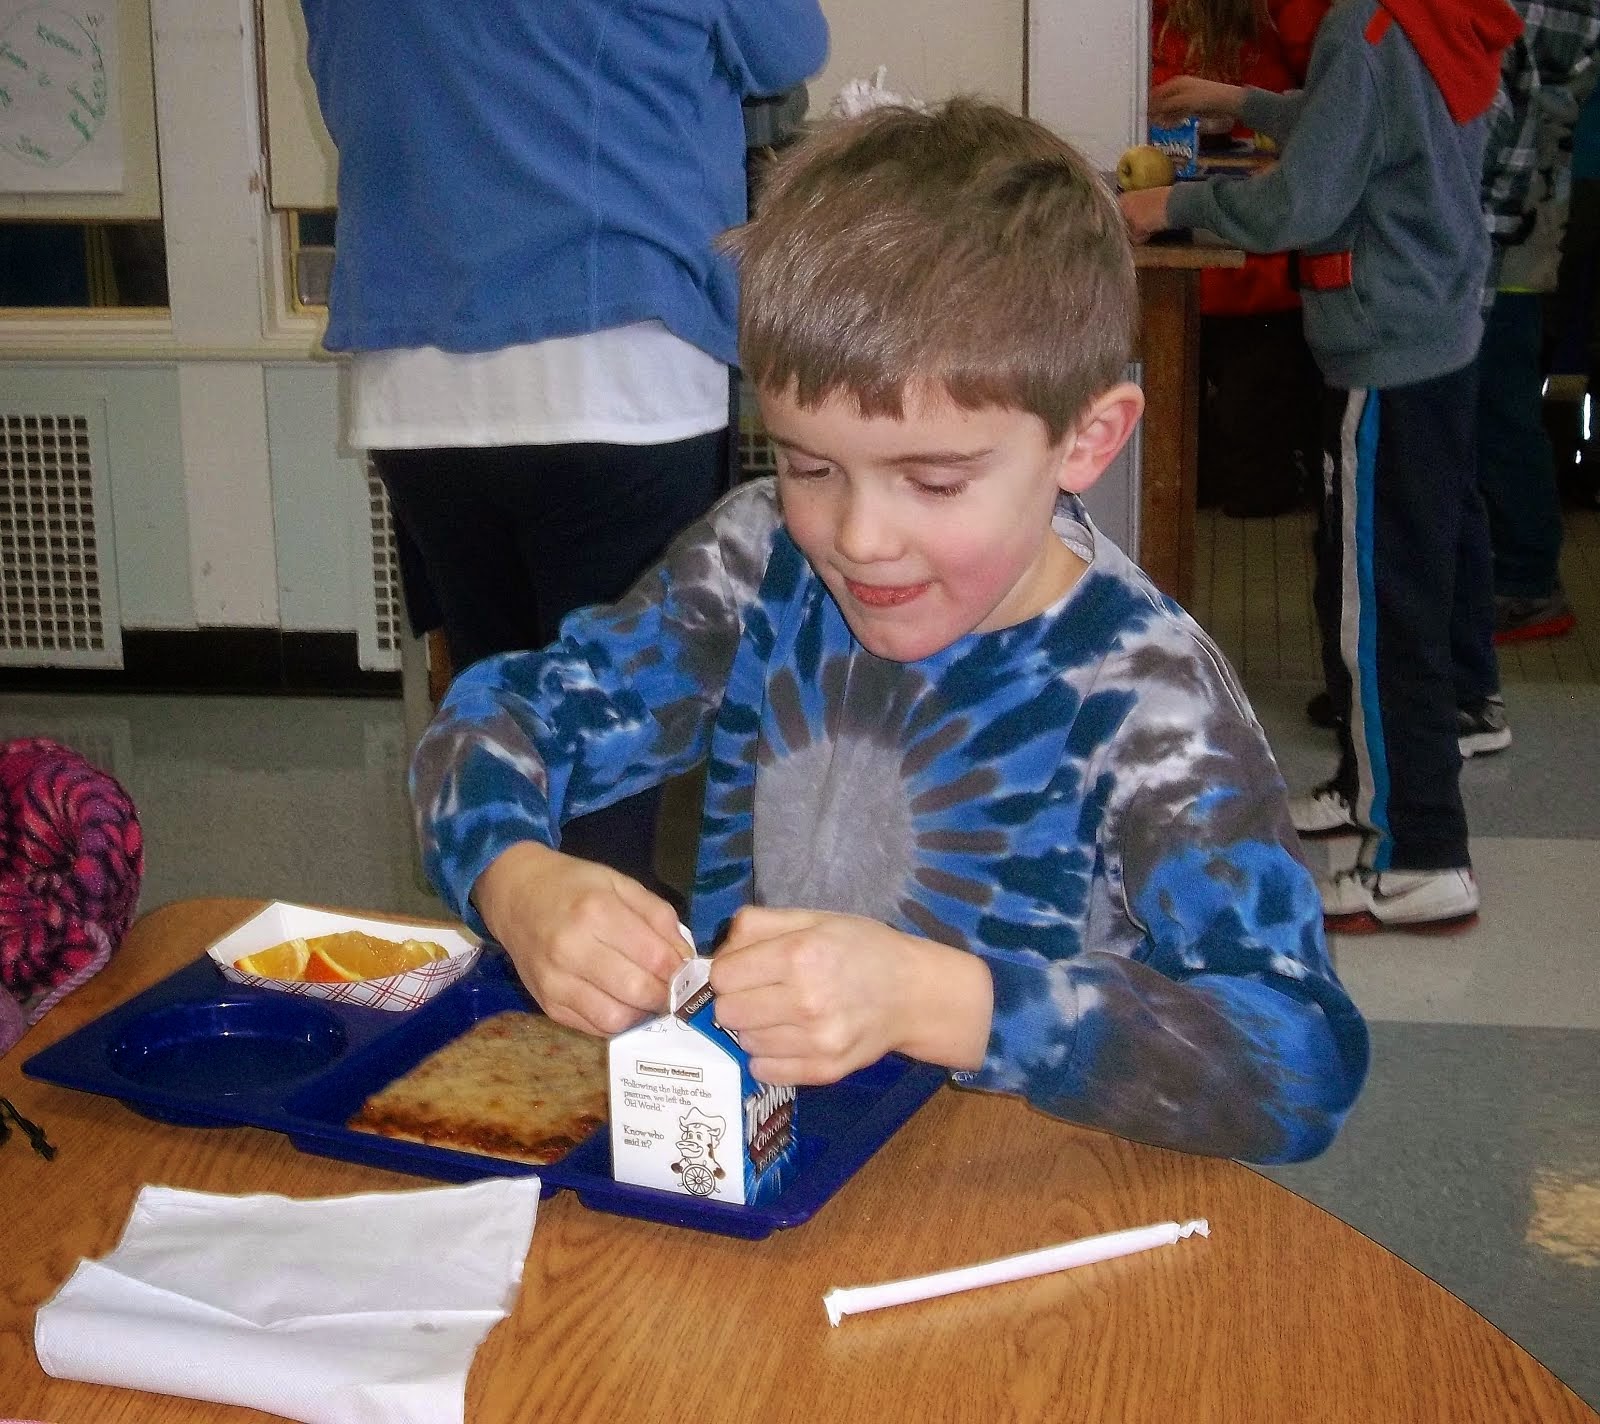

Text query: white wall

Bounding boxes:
[812,0,1023,110]
[1029,0,1149,170]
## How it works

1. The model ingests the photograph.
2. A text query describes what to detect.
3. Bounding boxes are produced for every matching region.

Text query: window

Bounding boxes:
[287,210,334,311]
[0,220,167,309]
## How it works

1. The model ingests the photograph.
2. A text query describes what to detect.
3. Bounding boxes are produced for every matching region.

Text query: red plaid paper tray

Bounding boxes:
[208,901,480,1011]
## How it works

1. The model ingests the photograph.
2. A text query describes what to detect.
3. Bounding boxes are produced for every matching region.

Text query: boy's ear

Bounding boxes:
[1055,382,1145,494]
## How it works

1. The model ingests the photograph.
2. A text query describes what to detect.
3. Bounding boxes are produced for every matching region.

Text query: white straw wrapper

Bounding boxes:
[823,1218,1209,1326]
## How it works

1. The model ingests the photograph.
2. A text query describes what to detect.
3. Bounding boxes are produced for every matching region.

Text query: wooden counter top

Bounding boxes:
[1133,240,1246,269]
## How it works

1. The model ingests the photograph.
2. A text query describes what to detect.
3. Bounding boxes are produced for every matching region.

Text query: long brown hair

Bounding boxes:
[1160,0,1270,79]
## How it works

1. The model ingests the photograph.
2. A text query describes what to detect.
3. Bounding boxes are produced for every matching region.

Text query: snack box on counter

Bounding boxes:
[22,900,943,1239]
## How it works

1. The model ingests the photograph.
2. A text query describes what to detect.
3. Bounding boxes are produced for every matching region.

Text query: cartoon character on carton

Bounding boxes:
[671,1107,728,1197]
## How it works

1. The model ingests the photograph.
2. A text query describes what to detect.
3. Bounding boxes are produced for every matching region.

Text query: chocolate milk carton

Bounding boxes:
[609,956,797,1206]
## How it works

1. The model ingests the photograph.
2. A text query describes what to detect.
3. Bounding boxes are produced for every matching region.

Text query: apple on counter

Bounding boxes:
[1116,145,1176,192]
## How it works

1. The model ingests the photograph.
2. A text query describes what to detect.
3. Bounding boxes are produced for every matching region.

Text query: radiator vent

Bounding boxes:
[738,379,778,479]
[362,461,403,671]
[0,412,123,667]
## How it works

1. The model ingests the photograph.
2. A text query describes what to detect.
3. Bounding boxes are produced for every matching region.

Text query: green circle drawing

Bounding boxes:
[0,5,108,171]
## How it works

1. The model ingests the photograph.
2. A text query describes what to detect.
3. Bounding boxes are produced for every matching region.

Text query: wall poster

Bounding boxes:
[0,2,122,192]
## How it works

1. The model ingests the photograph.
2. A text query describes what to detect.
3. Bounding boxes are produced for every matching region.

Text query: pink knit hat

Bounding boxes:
[0,738,143,1055]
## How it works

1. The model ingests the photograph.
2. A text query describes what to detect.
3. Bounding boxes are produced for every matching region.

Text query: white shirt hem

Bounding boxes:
[350,409,728,451]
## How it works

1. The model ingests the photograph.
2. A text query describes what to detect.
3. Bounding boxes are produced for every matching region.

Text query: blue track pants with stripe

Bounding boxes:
[1312,362,1499,871]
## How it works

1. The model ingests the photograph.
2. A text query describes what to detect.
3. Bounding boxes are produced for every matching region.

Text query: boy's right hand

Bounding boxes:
[470,841,690,1037]
[1150,77,1246,125]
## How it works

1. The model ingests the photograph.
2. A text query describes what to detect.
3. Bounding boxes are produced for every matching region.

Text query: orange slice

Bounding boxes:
[302,930,450,982]
[234,937,311,980]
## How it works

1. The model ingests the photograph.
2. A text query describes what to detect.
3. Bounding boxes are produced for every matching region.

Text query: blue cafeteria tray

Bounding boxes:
[21,944,943,1239]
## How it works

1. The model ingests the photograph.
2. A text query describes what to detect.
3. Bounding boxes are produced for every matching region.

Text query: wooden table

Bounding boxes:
[1133,243,1244,605]
[3,899,1594,1424]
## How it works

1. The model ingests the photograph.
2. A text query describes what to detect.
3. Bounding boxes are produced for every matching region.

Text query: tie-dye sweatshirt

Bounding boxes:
[412,480,1368,1164]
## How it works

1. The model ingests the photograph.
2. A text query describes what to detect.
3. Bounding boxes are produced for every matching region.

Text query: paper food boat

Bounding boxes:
[208,900,481,1012]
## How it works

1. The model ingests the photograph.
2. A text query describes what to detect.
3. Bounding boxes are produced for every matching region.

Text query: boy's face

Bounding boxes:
[759,381,1088,662]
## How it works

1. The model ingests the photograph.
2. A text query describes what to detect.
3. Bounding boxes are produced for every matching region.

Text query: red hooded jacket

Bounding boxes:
[1372,0,1522,122]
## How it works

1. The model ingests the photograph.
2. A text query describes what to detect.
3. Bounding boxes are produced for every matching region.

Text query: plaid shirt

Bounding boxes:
[1484,0,1600,241]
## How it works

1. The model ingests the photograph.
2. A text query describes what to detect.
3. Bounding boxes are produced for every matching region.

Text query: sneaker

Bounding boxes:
[1458,695,1511,758]
[1305,690,1345,731]
[1289,781,1359,836]
[1321,866,1479,934]
[1494,589,1576,644]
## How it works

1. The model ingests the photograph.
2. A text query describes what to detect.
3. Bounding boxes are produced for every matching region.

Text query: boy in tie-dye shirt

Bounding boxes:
[412,100,1368,1164]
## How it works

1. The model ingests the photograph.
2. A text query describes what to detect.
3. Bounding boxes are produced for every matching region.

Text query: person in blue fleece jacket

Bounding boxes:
[412,101,1369,1165]
[1123,0,1524,934]
[300,0,828,897]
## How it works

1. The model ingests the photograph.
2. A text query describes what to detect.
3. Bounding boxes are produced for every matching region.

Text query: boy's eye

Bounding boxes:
[780,458,831,481]
[911,478,968,499]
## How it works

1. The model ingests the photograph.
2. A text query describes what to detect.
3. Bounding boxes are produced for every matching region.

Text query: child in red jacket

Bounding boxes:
[1151,0,1330,515]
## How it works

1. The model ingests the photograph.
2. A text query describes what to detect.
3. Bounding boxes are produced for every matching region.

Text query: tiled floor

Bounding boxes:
[0,506,1596,1407]
[1192,506,1600,684]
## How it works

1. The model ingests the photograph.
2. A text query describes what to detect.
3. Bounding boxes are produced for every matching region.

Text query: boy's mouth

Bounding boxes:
[844,578,930,608]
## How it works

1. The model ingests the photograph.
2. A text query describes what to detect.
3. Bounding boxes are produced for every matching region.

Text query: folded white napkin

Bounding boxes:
[35,1177,541,1424]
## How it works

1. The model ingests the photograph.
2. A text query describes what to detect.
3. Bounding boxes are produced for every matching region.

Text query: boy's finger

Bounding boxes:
[573,962,660,1031]
[542,1002,610,1039]
[746,1054,829,1088]
[708,979,796,1032]
[707,934,795,995]
[586,934,677,1012]
[609,879,695,976]
[721,904,816,949]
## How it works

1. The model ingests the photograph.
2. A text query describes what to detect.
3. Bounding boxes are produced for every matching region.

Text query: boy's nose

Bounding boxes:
[834,487,900,564]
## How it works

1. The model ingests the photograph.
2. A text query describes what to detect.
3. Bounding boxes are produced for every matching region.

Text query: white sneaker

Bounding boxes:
[1321,866,1479,934]
[1289,781,1359,837]
[1457,695,1512,759]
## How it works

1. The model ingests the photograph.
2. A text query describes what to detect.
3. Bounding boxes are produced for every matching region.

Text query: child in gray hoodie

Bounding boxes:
[1122,0,1523,933]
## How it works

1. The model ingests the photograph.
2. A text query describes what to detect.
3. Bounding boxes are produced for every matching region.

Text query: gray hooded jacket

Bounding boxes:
[1166,0,1491,389]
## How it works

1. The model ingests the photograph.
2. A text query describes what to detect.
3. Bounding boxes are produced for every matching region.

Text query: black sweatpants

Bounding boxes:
[1313,365,1498,872]
[376,432,727,893]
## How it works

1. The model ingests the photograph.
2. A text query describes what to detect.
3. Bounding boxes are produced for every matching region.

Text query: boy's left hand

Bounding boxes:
[1119,186,1173,244]
[708,907,993,1085]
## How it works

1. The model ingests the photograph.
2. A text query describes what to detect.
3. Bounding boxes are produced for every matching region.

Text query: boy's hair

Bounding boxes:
[722,97,1137,443]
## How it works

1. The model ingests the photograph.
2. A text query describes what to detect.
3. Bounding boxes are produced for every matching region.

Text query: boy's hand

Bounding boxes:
[708,907,993,1085]
[471,841,690,1037]
[1119,186,1173,244]
[1150,76,1245,124]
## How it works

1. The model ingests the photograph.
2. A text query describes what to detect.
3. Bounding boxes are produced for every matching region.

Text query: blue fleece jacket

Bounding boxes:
[301,1,828,363]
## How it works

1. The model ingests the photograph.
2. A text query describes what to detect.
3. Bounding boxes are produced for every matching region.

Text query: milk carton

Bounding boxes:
[608,956,797,1207]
